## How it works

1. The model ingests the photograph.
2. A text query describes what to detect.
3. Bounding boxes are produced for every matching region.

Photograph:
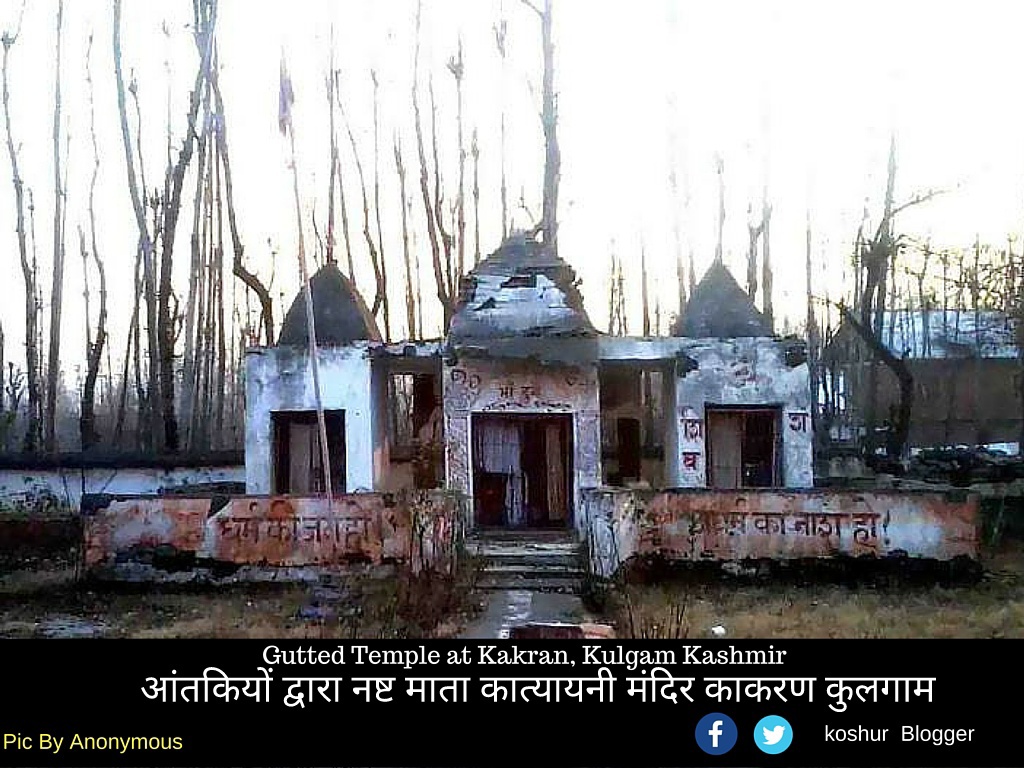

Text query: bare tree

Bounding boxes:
[337,71,386,326]
[493,12,508,238]
[394,135,416,339]
[805,203,819,444]
[80,34,108,451]
[44,0,65,452]
[371,69,391,340]
[430,80,456,303]
[1,6,42,452]
[843,133,941,458]
[114,0,158,449]
[471,127,480,265]
[746,202,762,300]
[714,153,725,264]
[522,0,560,255]
[448,38,466,286]
[412,0,454,328]
[156,0,218,452]
[326,33,355,282]
[209,62,274,345]
[761,187,773,331]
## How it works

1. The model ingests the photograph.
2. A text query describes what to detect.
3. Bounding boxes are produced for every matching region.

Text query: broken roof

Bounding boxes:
[277,261,382,347]
[671,261,772,338]
[447,233,596,361]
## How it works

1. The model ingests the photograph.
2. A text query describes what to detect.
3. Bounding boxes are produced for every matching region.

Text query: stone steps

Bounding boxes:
[468,530,585,593]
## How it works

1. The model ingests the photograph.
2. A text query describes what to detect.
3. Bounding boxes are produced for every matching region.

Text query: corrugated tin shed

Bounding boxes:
[277,262,382,346]
[671,261,772,338]
[876,310,1017,359]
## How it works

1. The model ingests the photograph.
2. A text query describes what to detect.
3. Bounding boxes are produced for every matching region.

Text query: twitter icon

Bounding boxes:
[754,715,793,755]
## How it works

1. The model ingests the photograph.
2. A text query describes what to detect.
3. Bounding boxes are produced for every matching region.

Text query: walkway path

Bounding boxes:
[457,589,593,639]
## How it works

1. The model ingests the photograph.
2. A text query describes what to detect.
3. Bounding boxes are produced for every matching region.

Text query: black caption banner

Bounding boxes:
[0,639,1015,767]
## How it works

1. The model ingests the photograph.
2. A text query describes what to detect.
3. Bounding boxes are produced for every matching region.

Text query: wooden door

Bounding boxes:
[707,411,743,488]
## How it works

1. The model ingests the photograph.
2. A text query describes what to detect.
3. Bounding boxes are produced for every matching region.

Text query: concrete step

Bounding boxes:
[476,573,583,592]
[468,531,585,593]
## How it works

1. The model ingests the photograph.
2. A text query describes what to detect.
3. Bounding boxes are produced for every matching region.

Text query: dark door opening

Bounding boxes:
[272,410,346,494]
[706,406,780,488]
[471,413,573,528]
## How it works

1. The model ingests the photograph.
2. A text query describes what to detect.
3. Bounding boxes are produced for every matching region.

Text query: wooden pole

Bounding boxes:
[281,54,333,507]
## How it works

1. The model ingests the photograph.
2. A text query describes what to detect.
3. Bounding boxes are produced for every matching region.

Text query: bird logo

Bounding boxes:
[754,715,793,754]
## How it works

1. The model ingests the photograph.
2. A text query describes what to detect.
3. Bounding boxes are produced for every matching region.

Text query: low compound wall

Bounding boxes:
[83,490,466,581]
[582,487,979,578]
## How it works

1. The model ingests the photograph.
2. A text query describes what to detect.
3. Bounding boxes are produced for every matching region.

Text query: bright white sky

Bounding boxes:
[1,0,1023,380]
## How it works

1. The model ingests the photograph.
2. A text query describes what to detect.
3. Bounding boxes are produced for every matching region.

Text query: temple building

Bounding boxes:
[244,237,814,536]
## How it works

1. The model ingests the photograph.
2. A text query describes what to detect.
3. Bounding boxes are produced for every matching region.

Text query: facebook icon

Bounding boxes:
[695,713,738,755]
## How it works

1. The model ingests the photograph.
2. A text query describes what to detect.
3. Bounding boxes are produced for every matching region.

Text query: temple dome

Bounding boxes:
[448,232,595,342]
[277,261,381,346]
[671,261,772,338]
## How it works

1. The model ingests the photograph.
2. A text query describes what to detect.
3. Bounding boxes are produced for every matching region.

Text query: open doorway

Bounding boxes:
[471,413,573,529]
[271,410,346,494]
[705,406,780,488]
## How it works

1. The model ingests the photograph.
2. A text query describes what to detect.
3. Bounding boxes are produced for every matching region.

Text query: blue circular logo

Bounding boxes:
[695,712,738,755]
[754,714,794,754]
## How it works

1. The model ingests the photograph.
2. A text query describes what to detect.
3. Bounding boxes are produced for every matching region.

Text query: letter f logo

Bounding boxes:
[709,720,723,748]
[696,713,737,755]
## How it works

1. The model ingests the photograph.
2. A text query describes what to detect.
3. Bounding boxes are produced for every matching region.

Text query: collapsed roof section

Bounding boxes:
[447,232,598,364]
[671,260,772,338]
[277,262,382,347]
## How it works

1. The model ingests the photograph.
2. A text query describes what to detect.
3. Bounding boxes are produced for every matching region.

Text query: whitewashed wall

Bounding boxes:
[0,464,244,512]
[673,338,814,488]
[245,344,375,494]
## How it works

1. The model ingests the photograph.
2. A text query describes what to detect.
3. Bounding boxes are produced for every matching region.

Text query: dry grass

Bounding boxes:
[605,543,1024,639]
[0,563,482,639]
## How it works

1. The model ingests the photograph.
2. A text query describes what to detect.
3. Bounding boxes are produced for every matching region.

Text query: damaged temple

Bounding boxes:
[82,233,978,580]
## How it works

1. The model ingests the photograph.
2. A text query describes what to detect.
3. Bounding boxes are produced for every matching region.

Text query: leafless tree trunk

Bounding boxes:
[761,189,773,330]
[337,72,385,325]
[181,51,213,447]
[395,136,416,339]
[667,115,687,318]
[765,155,770,331]
[538,0,558,254]
[1,10,42,452]
[806,205,820,444]
[430,80,456,303]
[412,0,454,328]
[493,14,508,238]
[641,242,650,337]
[209,66,274,345]
[114,246,141,447]
[746,203,762,300]
[281,56,333,505]
[471,128,480,265]
[853,133,941,458]
[114,0,158,450]
[214,148,226,448]
[326,30,339,267]
[80,34,107,451]
[714,153,725,264]
[44,0,65,452]
[448,38,466,287]
[522,0,559,254]
[325,42,355,283]
[156,0,217,453]
[371,70,390,340]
